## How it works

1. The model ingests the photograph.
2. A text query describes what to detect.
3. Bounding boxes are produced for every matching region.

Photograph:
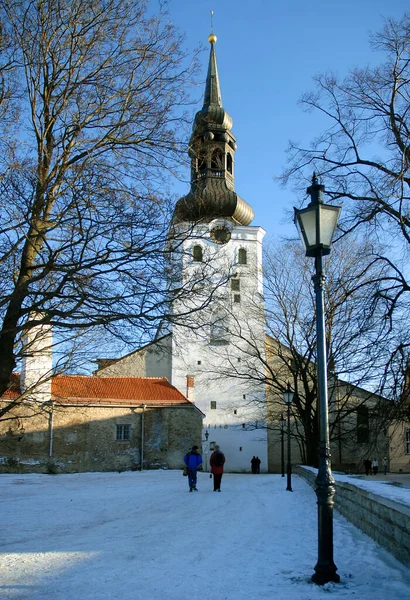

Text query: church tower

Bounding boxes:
[171,34,267,472]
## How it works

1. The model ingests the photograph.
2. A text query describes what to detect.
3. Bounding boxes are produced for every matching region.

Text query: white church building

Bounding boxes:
[96,34,269,472]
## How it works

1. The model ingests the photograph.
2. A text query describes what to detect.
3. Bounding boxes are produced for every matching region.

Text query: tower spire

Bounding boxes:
[204,32,222,108]
[173,31,254,226]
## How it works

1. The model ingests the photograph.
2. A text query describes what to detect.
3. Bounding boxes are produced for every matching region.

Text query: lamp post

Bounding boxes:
[280,414,285,477]
[294,173,341,585]
[283,383,294,492]
[203,430,209,471]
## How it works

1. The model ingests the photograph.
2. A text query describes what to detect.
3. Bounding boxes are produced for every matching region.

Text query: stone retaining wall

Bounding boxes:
[295,465,410,568]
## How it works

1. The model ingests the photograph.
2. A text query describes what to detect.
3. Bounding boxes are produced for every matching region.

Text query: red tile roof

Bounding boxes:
[51,375,190,406]
[2,374,192,408]
[1,373,20,399]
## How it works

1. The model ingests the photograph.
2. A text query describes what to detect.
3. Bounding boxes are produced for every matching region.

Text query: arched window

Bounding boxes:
[227,153,233,174]
[197,153,206,173]
[192,245,203,262]
[211,148,223,170]
[238,248,247,265]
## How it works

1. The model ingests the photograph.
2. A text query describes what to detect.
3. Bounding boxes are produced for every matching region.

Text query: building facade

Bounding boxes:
[0,373,203,474]
[96,34,268,472]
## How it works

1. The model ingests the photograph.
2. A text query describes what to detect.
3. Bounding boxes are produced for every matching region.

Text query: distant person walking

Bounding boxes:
[184,445,202,492]
[251,456,257,474]
[364,458,371,476]
[383,456,388,475]
[371,458,379,475]
[210,445,225,492]
[255,456,261,474]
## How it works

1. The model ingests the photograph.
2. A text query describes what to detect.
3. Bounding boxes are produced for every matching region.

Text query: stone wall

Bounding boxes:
[0,400,202,474]
[95,335,172,380]
[295,465,410,568]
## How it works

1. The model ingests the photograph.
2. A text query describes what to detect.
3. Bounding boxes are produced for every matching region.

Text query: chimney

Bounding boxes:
[20,319,53,402]
[186,375,195,404]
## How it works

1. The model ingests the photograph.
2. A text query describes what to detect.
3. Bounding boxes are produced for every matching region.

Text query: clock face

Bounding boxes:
[210,226,231,245]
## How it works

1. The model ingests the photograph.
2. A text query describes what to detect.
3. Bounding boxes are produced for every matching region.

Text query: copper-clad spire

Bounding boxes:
[203,35,222,108]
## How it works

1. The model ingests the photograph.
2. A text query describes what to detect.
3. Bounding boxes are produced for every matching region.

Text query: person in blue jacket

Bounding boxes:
[184,445,202,492]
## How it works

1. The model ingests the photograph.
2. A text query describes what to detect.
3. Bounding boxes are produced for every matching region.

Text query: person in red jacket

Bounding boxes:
[210,445,226,492]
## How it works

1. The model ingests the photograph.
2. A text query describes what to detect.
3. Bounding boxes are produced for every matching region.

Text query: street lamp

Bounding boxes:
[283,383,294,492]
[280,414,285,477]
[294,173,341,585]
[203,429,210,471]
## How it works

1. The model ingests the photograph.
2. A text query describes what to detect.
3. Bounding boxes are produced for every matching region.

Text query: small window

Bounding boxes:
[405,428,410,454]
[239,446,242,451]
[243,394,246,399]
[231,279,240,291]
[233,410,237,415]
[210,401,217,409]
[237,358,241,362]
[242,423,246,429]
[234,294,241,303]
[227,153,233,174]
[193,245,203,262]
[197,360,202,365]
[116,424,131,441]
[238,249,247,265]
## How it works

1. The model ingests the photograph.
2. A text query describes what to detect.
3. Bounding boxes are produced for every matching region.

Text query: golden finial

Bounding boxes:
[208,10,217,44]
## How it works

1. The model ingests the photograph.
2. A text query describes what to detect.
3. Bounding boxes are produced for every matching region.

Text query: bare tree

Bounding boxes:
[282,13,410,391]
[0,0,223,405]
[205,238,393,466]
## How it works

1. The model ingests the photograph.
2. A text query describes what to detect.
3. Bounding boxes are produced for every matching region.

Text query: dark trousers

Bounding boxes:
[187,468,197,489]
[213,473,222,490]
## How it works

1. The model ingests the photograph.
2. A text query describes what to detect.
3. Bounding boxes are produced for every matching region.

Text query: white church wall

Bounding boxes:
[171,220,268,472]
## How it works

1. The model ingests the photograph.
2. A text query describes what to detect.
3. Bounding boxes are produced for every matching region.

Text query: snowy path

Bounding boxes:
[0,471,409,599]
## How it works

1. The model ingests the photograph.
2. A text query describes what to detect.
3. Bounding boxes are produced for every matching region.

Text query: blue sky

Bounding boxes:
[166,0,408,241]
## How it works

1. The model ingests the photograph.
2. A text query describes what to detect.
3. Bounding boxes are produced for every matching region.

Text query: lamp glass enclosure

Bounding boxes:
[295,203,341,257]
[283,386,294,405]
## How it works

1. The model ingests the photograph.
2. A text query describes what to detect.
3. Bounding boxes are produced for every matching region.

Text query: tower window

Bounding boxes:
[211,148,223,170]
[210,310,229,345]
[210,401,217,410]
[238,249,247,265]
[233,294,241,303]
[227,153,233,174]
[197,153,206,173]
[231,279,240,291]
[192,245,203,262]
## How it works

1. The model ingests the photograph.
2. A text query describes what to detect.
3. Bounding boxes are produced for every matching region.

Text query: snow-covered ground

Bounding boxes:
[0,471,409,600]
